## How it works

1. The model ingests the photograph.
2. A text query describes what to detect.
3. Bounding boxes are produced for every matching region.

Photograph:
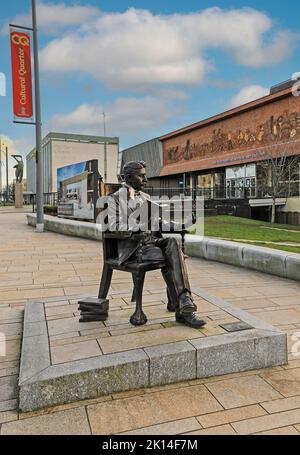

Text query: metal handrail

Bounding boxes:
[30,184,300,214]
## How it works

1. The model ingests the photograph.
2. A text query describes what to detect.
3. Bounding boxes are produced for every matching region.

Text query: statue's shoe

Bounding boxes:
[178,292,197,313]
[167,301,176,312]
[175,312,206,328]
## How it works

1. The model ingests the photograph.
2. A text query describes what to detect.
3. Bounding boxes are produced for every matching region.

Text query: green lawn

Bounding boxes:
[189,215,300,252]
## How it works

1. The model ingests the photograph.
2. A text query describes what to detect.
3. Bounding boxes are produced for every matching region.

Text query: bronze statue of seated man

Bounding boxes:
[106,160,206,329]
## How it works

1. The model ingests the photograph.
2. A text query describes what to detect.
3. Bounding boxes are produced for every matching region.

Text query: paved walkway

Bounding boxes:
[0,206,32,213]
[1,213,300,435]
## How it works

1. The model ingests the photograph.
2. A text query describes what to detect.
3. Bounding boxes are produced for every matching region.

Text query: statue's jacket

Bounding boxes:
[102,187,193,266]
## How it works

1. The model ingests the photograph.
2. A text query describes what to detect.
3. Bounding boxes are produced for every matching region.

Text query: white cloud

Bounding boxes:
[48,96,177,138]
[12,137,34,156]
[2,1,99,35]
[229,85,269,108]
[148,88,189,100]
[39,6,293,91]
[0,134,29,157]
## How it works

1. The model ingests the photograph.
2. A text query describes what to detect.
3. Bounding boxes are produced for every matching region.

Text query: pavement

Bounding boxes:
[1,212,300,435]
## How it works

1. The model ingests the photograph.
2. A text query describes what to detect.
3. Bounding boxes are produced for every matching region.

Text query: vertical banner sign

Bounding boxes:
[10,31,33,119]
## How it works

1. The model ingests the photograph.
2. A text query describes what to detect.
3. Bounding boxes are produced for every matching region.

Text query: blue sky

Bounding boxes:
[0,1,299,181]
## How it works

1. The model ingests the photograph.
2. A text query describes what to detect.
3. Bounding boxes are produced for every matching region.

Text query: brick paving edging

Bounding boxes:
[18,289,287,413]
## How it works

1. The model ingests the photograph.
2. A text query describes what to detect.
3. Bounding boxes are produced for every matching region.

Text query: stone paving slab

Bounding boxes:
[87,384,223,435]
[18,286,288,412]
[117,416,202,435]
[1,407,91,435]
[205,375,282,409]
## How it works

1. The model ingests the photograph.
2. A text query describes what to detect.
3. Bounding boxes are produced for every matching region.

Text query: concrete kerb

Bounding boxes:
[27,214,299,281]
[189,329,287,378]
[185,234,299,281]
[285,255,300,281]
[27,213,102,241]
[19,288,288,412]
[19,346,149,412]
[19,302,51,386]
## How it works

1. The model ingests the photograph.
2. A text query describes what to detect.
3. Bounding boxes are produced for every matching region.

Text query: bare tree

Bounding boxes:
[257,152,300,223]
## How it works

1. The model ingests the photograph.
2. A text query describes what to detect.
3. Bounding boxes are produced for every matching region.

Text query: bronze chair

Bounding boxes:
[98,232,166,326]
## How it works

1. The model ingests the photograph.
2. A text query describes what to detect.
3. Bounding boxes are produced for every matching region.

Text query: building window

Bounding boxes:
[195,174,212,189]
[225,164,256,199]
[256,157,300,198]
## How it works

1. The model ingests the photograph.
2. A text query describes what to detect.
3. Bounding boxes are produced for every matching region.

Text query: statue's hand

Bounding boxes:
[183,213,197,229]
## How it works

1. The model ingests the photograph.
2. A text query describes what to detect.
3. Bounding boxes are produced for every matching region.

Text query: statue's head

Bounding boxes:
[123,161,147,191]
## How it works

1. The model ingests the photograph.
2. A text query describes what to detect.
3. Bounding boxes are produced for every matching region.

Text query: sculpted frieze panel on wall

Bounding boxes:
[165,110,300,164]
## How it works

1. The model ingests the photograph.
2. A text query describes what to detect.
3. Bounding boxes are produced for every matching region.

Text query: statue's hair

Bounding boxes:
[123,161,146,179]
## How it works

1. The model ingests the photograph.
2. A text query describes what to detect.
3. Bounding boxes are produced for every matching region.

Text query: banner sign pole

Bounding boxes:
[32,0,44,232]
[9,0,44,232]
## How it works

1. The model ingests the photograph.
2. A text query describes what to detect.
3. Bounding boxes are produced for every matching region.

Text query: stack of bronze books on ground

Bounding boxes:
[78,298,109,322]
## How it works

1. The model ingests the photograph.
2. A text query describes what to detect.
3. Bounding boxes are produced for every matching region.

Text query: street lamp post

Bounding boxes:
[6,145,9,203]
[103,112,107,183]
[9,1,44,221]
[32,0,44,232]
[0,138,8,204]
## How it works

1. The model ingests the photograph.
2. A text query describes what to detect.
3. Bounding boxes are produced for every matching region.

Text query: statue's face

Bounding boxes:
[126,167,148,191]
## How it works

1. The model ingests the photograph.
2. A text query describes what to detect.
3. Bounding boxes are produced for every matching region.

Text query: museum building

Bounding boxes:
[121,80,300,223]
[26,132,120,195]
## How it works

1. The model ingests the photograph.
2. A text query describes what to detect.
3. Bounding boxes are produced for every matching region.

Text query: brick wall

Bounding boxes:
[161,92,300,176]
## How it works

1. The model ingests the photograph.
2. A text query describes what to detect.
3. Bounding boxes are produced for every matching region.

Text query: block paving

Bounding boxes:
[0,213,300,434]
